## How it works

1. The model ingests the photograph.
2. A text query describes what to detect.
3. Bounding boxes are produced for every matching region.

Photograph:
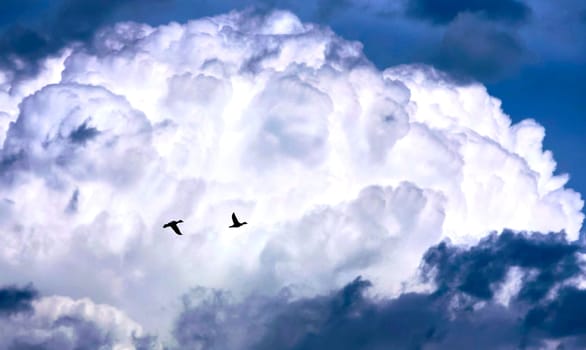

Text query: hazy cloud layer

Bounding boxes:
[0,9,583,337]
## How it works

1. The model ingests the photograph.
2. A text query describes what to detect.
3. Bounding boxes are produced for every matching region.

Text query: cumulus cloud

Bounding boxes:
[0,0,168,77]
[2,230,585,349]
[170,231,586,350]
[0,9,583,337]
[0,284,149,349]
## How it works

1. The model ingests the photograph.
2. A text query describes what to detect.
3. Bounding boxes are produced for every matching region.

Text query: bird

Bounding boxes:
[163,220,184,235]
[229,212,247,228]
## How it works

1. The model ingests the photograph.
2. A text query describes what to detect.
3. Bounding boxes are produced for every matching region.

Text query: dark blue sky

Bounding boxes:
[1,0,584,203]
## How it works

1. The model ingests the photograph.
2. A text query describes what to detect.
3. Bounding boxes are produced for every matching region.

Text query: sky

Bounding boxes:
[0,0,585,349]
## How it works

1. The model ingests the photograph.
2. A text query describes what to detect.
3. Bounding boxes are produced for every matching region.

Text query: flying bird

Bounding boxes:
[229,212,247,228]
[163,220,184,235]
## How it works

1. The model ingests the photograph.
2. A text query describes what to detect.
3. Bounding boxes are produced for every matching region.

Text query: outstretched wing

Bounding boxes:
[232,212,239,225]
[163,223,170,228]
[170,224,183,235]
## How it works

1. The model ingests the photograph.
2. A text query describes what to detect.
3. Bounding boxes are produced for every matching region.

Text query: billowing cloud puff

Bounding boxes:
[0,285,149,349]
[0,9,583,335]
[3,231,586,349]
[170,231,586,350]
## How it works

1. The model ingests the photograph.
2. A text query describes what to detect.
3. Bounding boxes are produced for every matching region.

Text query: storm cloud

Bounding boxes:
[170,231,586,350]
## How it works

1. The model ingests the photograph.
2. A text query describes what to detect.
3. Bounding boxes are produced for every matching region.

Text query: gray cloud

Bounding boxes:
[169,231,586,350]
[422,231,582,302]
[1,231,585,349]
[0,0,168,78]
[0,285,146,349]
[431,13,528,82]
[0,284,37,316]
[0,285,116,350]
[9,316,114,350]
[406,0,531,25]
[68,119,100,145]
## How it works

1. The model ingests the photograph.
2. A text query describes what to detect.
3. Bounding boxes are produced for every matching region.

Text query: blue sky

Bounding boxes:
[0,1,585,348]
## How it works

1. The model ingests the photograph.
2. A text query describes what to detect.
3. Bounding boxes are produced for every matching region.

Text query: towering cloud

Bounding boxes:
[0,9,583,337]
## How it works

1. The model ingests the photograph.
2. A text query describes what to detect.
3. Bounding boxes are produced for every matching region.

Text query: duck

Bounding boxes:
[163,220,184,235]
[229,212,247,228]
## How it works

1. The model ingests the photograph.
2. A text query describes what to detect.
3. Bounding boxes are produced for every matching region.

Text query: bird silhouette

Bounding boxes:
[163,220,184,235]
[229,212,247,228]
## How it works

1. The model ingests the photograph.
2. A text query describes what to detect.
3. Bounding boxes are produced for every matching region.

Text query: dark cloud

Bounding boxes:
[0,0,167,78]
[525,287,586,338]
[68,120,100,145]
[1,231,585,349]
[0,151,25,173]
[431,13,528,82]
[171,230,586,349]
[65,188,80,214]
[406,0,531,25]
[172,279,520,349]
[422,231,581,301]
[0,284,38,316]
[0,150,29,189]
[172,278,443,350]
[133,334,163,350]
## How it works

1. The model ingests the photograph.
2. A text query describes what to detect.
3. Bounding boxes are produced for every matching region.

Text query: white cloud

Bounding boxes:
[0,294,148,349]
[384,65,584,238]
[0,52,68,146]
[0,9,582,336]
